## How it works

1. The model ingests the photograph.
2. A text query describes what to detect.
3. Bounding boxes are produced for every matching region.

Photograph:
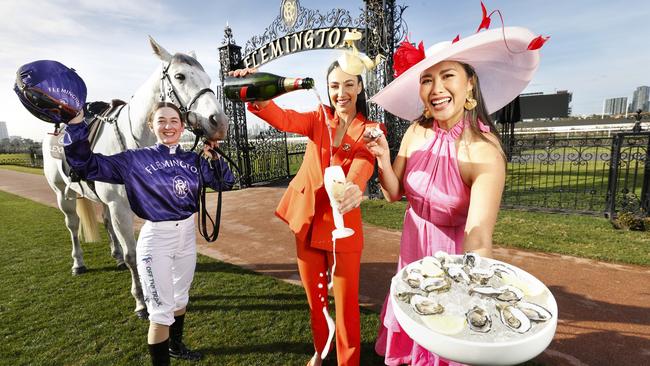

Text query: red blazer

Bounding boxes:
[248,101,386,252]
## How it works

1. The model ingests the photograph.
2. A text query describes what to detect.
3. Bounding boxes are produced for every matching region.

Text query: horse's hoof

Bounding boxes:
[135,309,149,320]
[72,266,88,275]
[116,263,128,271]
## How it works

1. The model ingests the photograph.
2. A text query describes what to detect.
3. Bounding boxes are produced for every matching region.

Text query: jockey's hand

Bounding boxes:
[202,140,220,160]
[338,182,362,215]
[227,68,269,110]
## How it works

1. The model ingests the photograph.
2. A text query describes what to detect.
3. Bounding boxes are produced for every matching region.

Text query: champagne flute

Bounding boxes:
[323,165,355,239]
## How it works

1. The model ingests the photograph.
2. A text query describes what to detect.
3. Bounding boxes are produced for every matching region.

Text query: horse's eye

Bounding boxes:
[174,74,185,81]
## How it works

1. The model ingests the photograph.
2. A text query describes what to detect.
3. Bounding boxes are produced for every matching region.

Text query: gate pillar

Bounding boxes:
[218,26,252,187]
[364,0,409,197]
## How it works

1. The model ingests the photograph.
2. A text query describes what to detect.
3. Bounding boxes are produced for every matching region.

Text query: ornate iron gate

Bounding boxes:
[217,0,408,187]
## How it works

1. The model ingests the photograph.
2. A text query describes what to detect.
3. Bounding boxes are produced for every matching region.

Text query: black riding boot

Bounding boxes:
[169,314,203,361]
[148,339,171,366]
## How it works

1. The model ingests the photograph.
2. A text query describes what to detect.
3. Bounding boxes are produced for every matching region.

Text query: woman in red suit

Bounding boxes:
[232,61,385,366]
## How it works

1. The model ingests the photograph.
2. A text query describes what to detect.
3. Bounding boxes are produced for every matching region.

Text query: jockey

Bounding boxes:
[15,60,235,366]
[64,103,234,366]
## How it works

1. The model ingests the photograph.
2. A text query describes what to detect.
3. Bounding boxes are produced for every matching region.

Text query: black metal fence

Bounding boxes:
[0,146,43,167]
[4,132,648,217]
[504,132,649,216]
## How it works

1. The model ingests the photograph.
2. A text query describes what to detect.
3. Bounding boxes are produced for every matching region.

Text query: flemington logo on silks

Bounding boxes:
[145,159,198,175]
[173,175,190,199]
[47,87,80,106]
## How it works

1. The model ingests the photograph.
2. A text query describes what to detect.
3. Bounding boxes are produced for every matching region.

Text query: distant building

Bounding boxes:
[604,97,628,115]
[518,91,572,119]
[0,121,8,140]
[631,86,650,112]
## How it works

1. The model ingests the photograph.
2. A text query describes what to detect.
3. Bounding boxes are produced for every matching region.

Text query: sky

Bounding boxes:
[1,0,649,141]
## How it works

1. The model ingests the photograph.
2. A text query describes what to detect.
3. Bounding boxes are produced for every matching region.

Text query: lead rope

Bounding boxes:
[195,144,242,242]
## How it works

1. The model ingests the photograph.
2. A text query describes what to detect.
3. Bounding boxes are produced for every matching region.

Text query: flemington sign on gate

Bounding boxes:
[242,27,364,68]
[242,0,370,68]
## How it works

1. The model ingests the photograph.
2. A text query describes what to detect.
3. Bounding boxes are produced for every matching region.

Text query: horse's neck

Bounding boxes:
[114,67,161,151]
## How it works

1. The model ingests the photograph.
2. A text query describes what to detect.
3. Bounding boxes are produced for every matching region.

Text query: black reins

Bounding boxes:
[160,60,241,242]
[196,145,242,242]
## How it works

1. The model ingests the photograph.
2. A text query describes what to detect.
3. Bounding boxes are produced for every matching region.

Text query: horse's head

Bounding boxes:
[149,37,228,141]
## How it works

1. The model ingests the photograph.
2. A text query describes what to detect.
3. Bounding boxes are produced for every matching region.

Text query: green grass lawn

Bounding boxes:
[0,190,383,366]
[361,200,650,267]
[0,189,548,365]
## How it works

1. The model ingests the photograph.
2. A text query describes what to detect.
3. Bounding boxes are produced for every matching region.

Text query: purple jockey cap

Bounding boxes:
[14,60,87,124]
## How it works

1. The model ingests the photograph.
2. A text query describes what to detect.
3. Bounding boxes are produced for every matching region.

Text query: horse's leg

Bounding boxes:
[102,204,126,270]
[105,198,148,319]
[54,189,87,275]
[43,152,88,276]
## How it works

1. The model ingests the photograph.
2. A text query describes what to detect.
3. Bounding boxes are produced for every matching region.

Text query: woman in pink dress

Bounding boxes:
[364,13,547,366]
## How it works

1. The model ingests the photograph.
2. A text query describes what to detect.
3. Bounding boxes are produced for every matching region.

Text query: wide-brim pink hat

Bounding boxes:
[370,27,541,121]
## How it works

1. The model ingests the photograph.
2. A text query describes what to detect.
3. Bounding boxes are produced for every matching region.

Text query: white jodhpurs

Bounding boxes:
[137,215,197,326]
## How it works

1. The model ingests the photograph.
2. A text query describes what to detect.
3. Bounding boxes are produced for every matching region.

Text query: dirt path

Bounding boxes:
[1,168,648,366]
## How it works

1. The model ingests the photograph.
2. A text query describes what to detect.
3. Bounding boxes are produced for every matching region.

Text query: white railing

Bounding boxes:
[514,122,650,137]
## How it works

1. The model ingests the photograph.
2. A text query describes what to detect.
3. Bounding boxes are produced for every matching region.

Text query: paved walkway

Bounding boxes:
[1,168,649,366]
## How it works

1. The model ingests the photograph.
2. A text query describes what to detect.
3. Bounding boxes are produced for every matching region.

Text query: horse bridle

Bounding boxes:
[159,61,215,136]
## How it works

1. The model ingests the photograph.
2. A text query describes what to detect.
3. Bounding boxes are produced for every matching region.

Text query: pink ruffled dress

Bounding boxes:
[375,120,490,366]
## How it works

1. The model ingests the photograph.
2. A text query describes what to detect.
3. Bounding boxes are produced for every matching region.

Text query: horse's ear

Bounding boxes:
[149,35,172,62]
[188,50,197,59]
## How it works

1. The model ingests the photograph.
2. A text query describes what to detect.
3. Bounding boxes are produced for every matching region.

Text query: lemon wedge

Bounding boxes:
[421,314,466,335]
[500,273,545,297]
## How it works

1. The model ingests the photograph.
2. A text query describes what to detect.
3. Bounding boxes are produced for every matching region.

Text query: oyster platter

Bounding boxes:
[390,252,557,365]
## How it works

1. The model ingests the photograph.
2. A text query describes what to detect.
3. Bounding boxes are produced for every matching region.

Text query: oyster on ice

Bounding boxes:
[411,294,445,316]
[396,291,419,303]
[490,263,517,278]
[466,306,492,333]
[468,267,495,285]
[420,276,452,293]
[497,303,532,333]
[463,252,481,269]
[403,270,424,289]
[468,285,524,303]
[517,301,552,322]
[446,265,471,283]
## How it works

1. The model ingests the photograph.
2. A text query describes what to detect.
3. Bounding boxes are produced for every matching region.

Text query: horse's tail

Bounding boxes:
[76,198,100,243]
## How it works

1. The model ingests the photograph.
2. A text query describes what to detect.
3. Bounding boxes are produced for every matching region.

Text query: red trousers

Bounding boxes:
[295,234,362,366]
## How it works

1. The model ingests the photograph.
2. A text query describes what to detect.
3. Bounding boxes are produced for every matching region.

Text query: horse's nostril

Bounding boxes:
[210,114,228,127]
[209,114,219,126]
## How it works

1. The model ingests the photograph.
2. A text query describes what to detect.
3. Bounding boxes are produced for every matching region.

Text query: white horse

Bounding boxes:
[41,37,228,318]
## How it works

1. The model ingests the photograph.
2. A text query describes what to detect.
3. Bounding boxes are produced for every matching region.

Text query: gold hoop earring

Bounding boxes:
[423,109,432,119]
[464,91,477,111]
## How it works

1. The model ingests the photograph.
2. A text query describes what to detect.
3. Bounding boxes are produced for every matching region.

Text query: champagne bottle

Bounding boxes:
[223,72,314,102]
